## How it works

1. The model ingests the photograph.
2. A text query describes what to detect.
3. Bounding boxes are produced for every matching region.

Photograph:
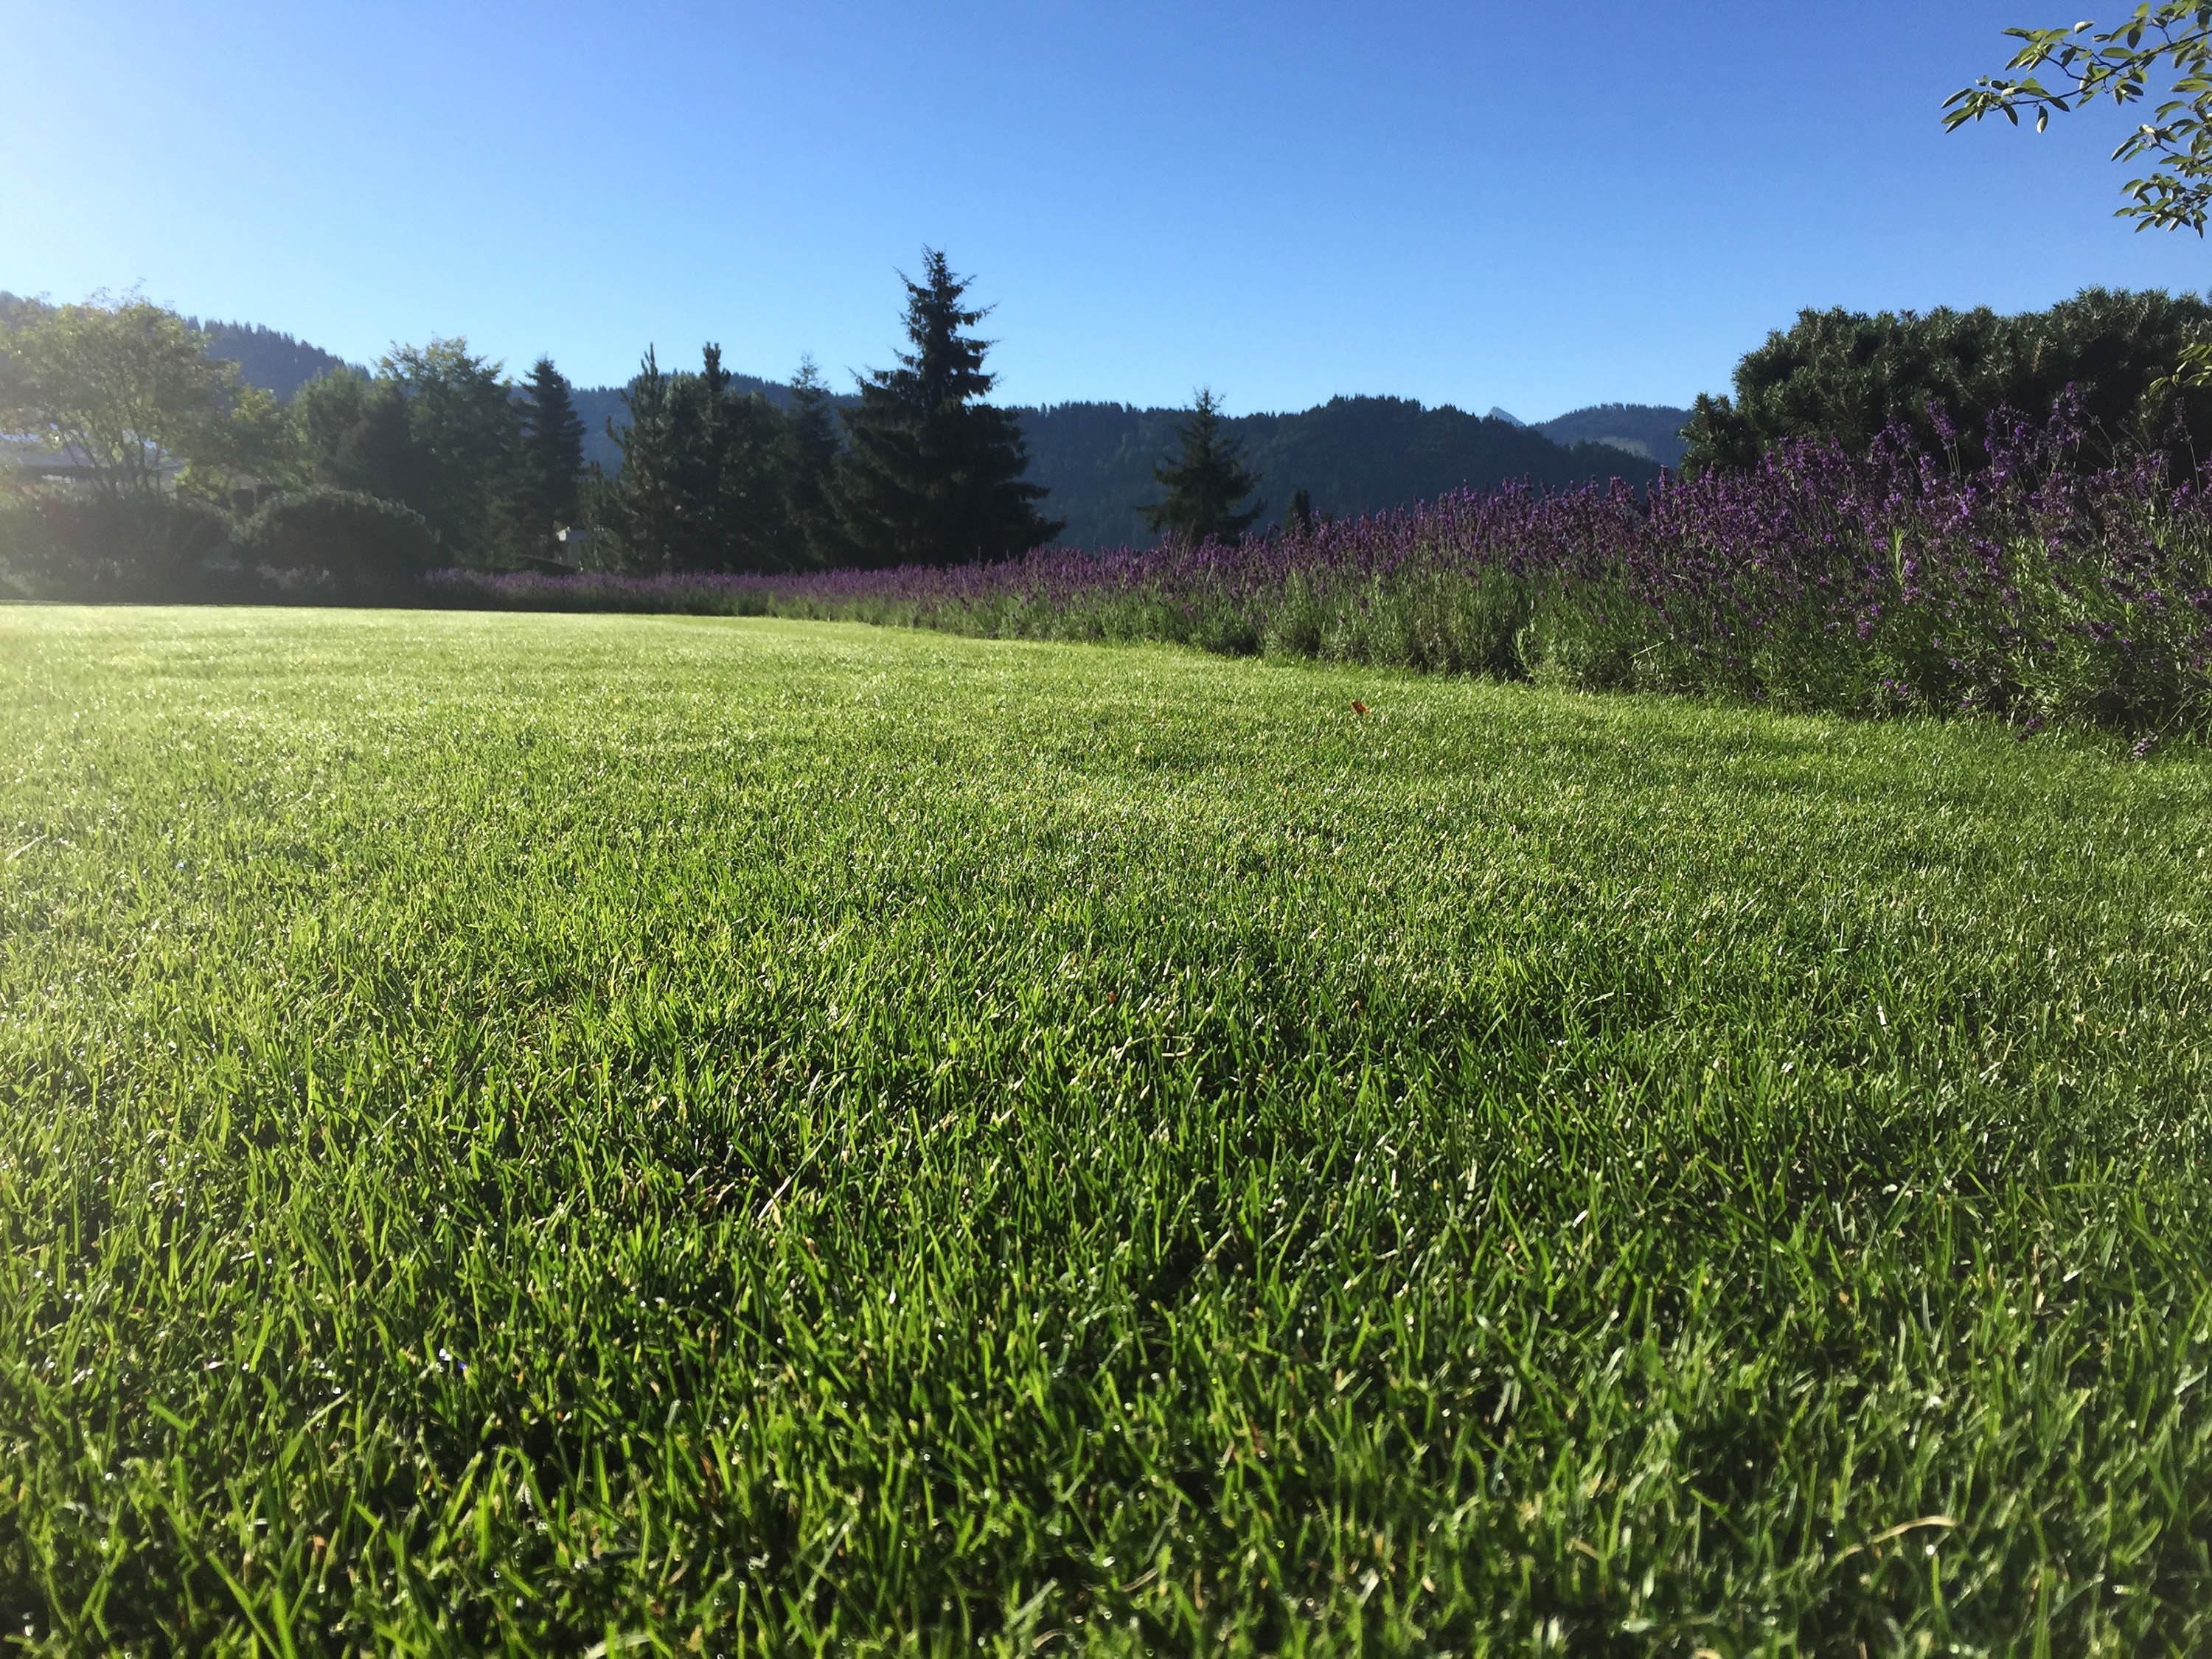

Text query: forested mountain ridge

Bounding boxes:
[1014,397,1664,546]
[189,320,361,400]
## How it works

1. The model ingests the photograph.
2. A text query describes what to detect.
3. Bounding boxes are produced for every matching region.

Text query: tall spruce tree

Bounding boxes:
[1144,389,1263,546]
[608,347,679,571]
[518,356,585,552]
[779,355,842,567]
[668,345,733,570]
[833,249,1061,566]
[599,344,794,574]
[666,343,785,572]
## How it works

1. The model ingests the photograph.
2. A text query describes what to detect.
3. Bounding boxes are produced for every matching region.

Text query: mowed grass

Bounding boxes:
[2,608,2211,1656]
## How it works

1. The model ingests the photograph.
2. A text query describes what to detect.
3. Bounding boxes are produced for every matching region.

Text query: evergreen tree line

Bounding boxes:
[578,251,1303,569]
[585,250,1059,573]
[591,347,838,573]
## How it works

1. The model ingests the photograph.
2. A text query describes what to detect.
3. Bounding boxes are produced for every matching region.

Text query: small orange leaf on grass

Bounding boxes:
[1351,700,1369,717]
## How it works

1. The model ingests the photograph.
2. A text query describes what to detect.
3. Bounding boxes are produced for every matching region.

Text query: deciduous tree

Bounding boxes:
[0,294,279,501]
[1947,5,2212,233]
[378,338,521,563]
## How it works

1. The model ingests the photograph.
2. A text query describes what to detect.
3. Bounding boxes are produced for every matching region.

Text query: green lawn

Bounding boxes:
[3,606,2210,1655]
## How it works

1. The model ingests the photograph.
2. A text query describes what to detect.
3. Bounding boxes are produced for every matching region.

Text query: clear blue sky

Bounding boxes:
[4,1,2204,417]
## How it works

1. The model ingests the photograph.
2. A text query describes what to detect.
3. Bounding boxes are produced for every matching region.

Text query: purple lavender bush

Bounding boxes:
[429,396,2212,736]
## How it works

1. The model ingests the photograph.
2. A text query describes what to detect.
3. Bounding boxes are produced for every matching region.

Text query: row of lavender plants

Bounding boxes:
[431,397,2212,737]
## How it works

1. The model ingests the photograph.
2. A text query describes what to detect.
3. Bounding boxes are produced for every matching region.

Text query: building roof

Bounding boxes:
[1,433,180,480]
[1,434,95,474]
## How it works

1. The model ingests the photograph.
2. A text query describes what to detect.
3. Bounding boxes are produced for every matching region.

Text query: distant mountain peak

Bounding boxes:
[1486,406,1525,427]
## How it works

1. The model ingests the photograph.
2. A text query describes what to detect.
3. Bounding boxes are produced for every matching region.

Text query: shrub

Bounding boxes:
[1682,288,2212,474]
[0,496,61,593]
[0,491,232,598]
[239,489,442,597]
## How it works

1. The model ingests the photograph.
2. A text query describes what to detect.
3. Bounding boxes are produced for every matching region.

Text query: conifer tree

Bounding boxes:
[669,344,734,569]
[1144,389,1264,546]
[715,386,787,570]
[833,249,1061,567]
[601,344,791,574]
[518,356,585,550]
[779,355,841,567]
[667,343,785,572]
[608,347,679,571]
[1284,486,1315,535]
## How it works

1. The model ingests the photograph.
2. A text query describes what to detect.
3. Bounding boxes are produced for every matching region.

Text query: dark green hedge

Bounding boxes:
[1682,288,2212,472]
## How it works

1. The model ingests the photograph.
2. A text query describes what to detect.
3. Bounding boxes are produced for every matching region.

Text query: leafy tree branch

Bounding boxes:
[1945,4,2212,232]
